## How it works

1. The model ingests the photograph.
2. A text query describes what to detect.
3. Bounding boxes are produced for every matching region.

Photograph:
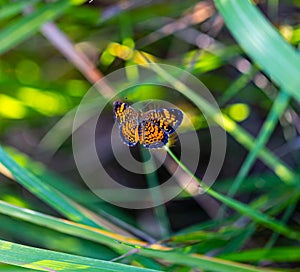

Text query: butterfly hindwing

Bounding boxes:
[143,108,183,134]
[139,121,169,149]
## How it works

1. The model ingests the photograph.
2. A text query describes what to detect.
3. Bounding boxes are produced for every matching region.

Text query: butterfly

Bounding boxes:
[113,101,183,148]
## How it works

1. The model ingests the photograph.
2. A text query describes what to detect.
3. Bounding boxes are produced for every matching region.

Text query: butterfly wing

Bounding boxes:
[113,102,183,148]
[139,121,169,149]
[113,101,139,146]
[120,119,139,147]
[113,101,135,124]
[143,108,183,134]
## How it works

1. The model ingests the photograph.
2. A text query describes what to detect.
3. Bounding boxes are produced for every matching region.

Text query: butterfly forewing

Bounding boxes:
[113,102,139,146]
[120,119,139,146]
[113,101,137,125]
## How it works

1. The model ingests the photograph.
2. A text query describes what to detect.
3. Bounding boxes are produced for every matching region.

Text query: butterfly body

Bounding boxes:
[113,101,183,148]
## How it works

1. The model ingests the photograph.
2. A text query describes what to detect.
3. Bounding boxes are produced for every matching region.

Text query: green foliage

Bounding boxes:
[0,0,299,271]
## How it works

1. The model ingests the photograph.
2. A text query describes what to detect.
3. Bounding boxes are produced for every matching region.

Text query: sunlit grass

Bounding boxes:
[0,0,299,271]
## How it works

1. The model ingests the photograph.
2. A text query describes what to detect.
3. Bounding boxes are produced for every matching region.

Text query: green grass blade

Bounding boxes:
[267,0,279,22]
[0,0,85,55]
[218,223,257,255]
[167,228,236,243]
[2,146,149,240]
[221,246,300,262]
[141,147,171,238]
[0,201,277,272]
[225,90,290,202]
[214,0,300,103]
[264,202,297,250]
[0,146,102,227]
[140,250,275,272]
[206,185,300,241]
[0,239,159,272]
[165,147,300,241]
[0,200,136,251]
[218,66,257,106]
[0,0,41,20]
[0,215,117,261]
[146,61,297,185]
[219,188,298,254]
[0,264,31,271]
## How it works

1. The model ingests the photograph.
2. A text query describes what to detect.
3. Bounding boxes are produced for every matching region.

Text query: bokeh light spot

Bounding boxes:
[100,50,116,66]
[18,87,69,116]
[228,103,250,122]
[15,59,40,85]
[66,80,88,97]
[0,95,27,119]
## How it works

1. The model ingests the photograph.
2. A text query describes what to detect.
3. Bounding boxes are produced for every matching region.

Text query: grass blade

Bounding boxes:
[140,147,171,238]
[0,239,159,272]
[140,250,275,272]
[264,202,298,250]
[0,200,144,251]
[2,146,144,239]
[214,0,300,103]
[0,0,41,20]
[0,146,116,229]
[218,66,257,106]
[222,90,290,208]
[221,246,300,263]
[145,61,297,185]
[165,147,300,241]
[0,201,277,272]
[0,0,85,55]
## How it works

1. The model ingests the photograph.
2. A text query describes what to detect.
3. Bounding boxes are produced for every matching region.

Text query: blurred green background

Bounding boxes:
[0,0,300,271]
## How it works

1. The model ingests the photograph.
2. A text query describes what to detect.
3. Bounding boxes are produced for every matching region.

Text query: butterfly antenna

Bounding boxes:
[139,100,155,111]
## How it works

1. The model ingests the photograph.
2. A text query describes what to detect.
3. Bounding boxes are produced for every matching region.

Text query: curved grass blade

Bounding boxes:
[218,66,257,106]
[0,200,146,251]
[207,186,300,242]
[165,147,300,241]
[0,239,159,272]
[0,0,85,55]
[1,146,151,240]
[0,0,41,20]
[263,202,297,250]
[214,0,300,103]
[140,249,275,272]
[146,60,297,185]
[221,246,300,263]
[0,146,124,230]
[219,90,290,216]
[218,223,257,255]
[0,201,278,272]
[0,215,117,261]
